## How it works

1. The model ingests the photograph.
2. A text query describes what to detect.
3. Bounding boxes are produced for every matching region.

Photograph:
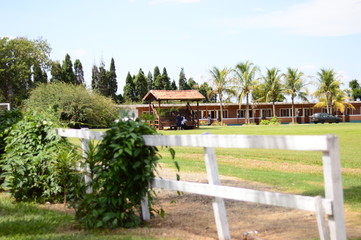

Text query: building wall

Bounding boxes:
[126,101,361,125]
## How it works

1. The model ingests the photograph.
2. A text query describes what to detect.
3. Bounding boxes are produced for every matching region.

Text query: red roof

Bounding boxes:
[143,90,205,102]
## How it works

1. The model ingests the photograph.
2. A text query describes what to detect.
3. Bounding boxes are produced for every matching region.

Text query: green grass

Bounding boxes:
[158,123,361,211]
[0,193,166,239]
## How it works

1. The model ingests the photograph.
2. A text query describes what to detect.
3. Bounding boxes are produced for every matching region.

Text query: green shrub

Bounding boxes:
[25,82,119,128]
[0,109,23,156]
[259,119,270,125]
[1,111,81,203]
[270,116,281,125]
[211,120,227,126]
[75,118,160,229]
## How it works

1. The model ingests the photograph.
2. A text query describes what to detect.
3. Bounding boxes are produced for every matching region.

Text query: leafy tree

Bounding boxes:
[314,69,340,114]
[171,80,177,90]
[233,61,259,124]
[134,68,148,102]
[283,68,308,123]
[50,61,63,83]
[199,82,215,103]
[107,58,118,99]
[178,68,190,90]
[62,54,76,84]
[74,59,85,85]
[33,62,48,84]
[314,89,355,114]
[263,67,285,117]
[209,66,235,123]
[0,37,51,105]
[188,77,198,89]
[349,79,361,101]
[123,72,136,102]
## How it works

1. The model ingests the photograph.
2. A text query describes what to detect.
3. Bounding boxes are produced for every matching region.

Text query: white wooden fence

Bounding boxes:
[56,128,346,240]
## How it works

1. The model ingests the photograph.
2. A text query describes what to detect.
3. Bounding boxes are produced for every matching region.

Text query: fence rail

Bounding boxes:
[57,128,346,240]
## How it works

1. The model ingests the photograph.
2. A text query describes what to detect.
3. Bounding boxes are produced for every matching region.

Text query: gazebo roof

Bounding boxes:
[142,90,205,102]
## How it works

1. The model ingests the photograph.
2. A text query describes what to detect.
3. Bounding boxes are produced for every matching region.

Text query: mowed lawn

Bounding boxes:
[158,123,361,212]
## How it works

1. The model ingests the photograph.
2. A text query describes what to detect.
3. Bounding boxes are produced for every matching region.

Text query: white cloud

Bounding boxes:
[220,0,361,37]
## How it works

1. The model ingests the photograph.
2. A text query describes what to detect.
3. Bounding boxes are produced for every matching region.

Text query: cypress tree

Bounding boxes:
[74,59,85,85]
[91,65,99,90]
[97,62,108,96]
[153,66,162,89]
[123,72,136,102]
[178,67,190,90]
[134,68,148,102]
[62,54,76,84]
[161,67,171,90]
[147,71,153,90]
[33,62,47,84]
[50,61,62,83]
[171,80,177,90]
[107,58,118,99]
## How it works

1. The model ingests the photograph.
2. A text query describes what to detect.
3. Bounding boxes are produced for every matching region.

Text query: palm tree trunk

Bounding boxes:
[245,93,249,124]
[219,94,224,124]
[273,102,276,117]
[291,97,295,124]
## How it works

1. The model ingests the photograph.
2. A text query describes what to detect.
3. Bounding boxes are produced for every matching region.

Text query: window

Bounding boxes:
[218,110,228,118]
[304,108,313,117]
[261,109,272,118]
[280,108,291,117]
[237,110,253,118]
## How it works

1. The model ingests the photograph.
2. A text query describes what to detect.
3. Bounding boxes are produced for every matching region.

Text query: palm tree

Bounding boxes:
[209,66,235,124]
[233,61,259,124]
[283,68,308,123]
[263,68,284,117]
[314,69,340,114]
[314,89,355,114]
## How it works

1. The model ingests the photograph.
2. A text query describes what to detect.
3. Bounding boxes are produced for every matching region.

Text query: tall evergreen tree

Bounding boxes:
[33,62,47,84]
[97,62,108,96]
[50,61,62,83]
[161,67,171,90]
[91,65,99,90]
[62,54,76,84]
[134,68,148,102]
[123,72,136,102]
[74,59,85,85]
[171,80,177,90]
[147,71,153,90]
[153,66,162,90]
[178,68,190,90]
[107,58,118,99]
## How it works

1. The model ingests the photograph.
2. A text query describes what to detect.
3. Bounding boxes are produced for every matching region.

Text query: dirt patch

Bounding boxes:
[44,166,361,240]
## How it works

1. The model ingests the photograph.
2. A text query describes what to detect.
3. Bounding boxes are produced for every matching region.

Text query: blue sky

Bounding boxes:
[1,0,361,96]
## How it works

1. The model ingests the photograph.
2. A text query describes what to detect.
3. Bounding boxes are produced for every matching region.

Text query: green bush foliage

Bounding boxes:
[75,118,160,229]
[25,82,119,128]
[259,119,270,125]
[1,111,81,203]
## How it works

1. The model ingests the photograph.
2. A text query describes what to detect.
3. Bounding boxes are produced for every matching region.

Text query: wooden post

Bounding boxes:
[203,137,231,240]
[141,197,150,222]
[322,135,346,240]
[80,128,93,194]
[315,196,330,240]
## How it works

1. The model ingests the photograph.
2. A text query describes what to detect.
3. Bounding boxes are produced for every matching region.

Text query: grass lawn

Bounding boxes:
[157,123,361,211]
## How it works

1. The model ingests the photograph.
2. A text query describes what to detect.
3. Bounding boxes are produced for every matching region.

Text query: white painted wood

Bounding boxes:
[80,128,93,194]
[322,135,347,240]
[143,134,329,151]
[152,178,333,215]
[56,128,105,140]
[204,146,231,240]
[141,197,150,222]
[315,196,330,240]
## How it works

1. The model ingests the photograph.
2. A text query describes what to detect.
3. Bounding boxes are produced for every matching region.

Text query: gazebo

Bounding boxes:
[142,90,205,130]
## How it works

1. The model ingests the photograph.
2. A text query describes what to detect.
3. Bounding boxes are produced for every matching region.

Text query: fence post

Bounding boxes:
[204,146,231,240]
[322,135,346,240]
[80,128,93,194]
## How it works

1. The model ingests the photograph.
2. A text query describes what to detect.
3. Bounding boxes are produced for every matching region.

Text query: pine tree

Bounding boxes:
[91,65,99,90]
[178,67,190,90]
[74,59,85,85]
[107,58,118,99]
[147,71,153,90]
[50,61,62,83]
[161,67,171,90]
[97,62,108,96]
[62,54,76,84]
[171,80,177,90]
[134,68,148,102]
[33,62,47,84]
[153,66,162,89]
[123,72,136,102]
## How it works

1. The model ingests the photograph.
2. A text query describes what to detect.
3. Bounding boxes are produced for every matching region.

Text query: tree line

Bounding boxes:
[1,37,360,118]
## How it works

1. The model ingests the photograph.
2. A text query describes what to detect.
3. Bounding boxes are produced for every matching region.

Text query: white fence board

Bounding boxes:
[152,178,333,215]
[143,134,329,151]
